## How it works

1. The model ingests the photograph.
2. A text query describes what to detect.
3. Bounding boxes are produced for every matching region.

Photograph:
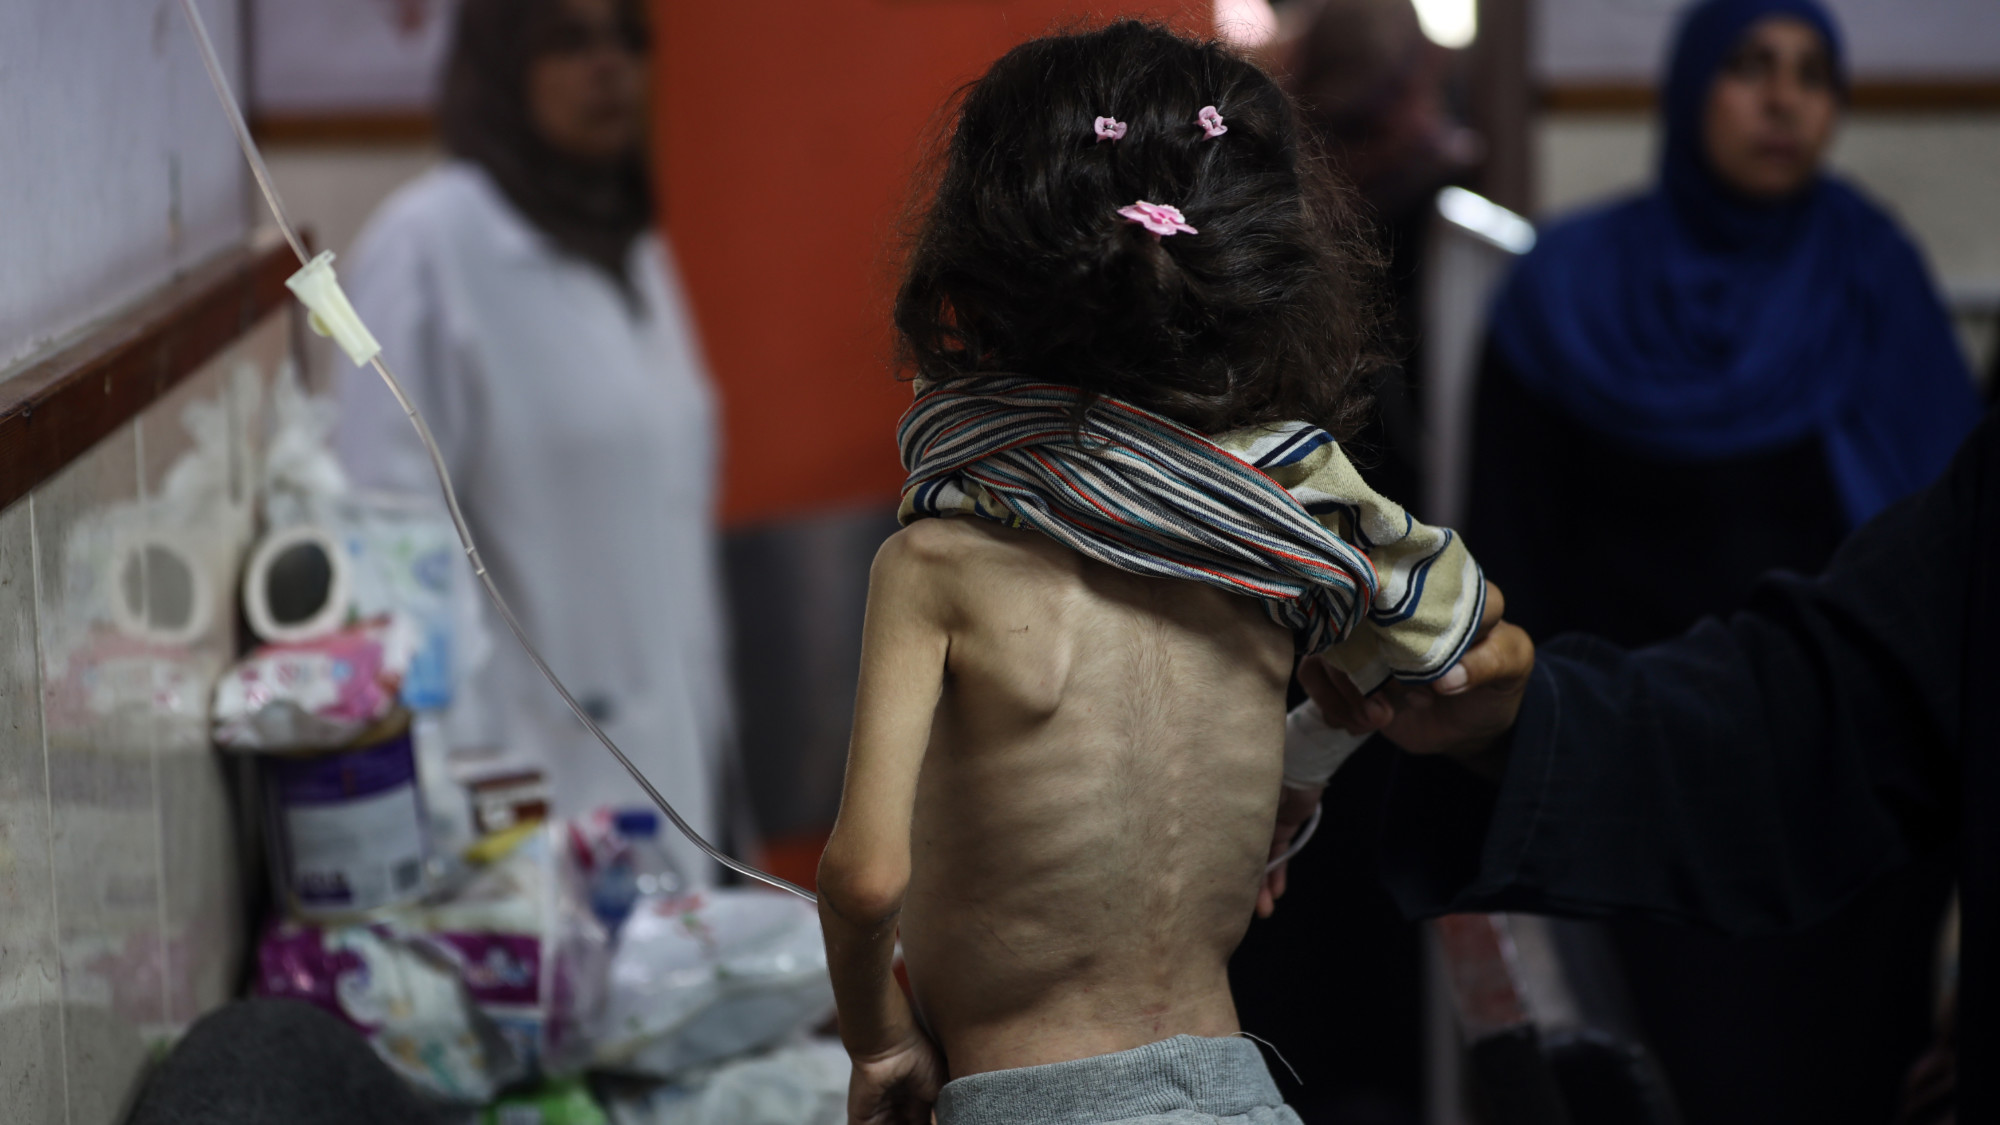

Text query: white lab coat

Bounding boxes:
[335,162,728,883]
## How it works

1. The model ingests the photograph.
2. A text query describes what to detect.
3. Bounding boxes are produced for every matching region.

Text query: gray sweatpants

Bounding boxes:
[935,1035,1305,1125]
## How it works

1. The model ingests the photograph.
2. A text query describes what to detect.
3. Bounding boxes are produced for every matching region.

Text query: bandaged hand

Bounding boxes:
[1281,691,1369,788]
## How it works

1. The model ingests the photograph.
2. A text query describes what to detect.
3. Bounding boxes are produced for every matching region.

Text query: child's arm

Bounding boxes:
[818,531,950,1124]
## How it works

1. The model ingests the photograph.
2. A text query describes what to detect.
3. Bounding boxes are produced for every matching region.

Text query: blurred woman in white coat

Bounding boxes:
[336,0,728,882]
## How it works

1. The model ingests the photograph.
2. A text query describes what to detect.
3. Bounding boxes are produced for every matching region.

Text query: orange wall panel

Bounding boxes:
[657,0,1204,526]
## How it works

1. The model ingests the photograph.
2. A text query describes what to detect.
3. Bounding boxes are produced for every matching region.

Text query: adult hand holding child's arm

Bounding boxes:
[1258,587,1532,915]
[819,537,949,1125]
[1302,582,1534,778]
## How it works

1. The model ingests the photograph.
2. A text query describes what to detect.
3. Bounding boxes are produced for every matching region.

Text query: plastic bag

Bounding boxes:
[261,361,350,530]
[254,919,526,1103]
[253,821,611,1098]
[211,617,414,751]
[337,492,465,711]
[592,889,836,1077]
[603,1041,849,1125]
[423,823,611,1077]
[481,1077,610,1125]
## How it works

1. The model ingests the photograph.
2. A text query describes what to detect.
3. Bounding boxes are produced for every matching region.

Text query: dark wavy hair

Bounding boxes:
[440,0,651,297]
[895,21,1387,438]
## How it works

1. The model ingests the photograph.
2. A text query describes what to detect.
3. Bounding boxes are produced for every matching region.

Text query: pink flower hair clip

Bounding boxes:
[1197,105,1227,138]
[1117,200,1198,239]
[1094,116,1127,142]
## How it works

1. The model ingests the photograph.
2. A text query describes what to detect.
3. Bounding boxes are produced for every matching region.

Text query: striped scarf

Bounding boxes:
[897,378,1484,683]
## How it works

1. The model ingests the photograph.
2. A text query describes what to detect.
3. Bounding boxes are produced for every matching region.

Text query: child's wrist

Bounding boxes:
[844,1021,931,1063]
[1283,698,1366,787]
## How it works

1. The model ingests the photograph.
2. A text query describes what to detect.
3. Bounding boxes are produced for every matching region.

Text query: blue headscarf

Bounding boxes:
[1487,0,1978,526]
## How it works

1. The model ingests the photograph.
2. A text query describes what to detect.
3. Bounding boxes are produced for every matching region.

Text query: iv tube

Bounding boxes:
[173,0,814,905]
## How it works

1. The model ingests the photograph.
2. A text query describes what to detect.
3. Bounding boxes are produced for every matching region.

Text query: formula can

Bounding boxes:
[266,719,428,920]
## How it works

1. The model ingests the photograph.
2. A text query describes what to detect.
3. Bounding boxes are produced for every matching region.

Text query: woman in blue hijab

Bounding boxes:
[1489,0,1978,530]
[1464,0,1979,1119]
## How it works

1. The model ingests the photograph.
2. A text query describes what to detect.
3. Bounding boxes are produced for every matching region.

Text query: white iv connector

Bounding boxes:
[285,251,382,367]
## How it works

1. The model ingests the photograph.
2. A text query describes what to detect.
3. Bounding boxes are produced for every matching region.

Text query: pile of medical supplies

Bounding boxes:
[209,375,842,1124]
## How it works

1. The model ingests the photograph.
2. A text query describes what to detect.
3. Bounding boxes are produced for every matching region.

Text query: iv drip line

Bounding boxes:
[1266,802,1320,873]
[173,0,815,905]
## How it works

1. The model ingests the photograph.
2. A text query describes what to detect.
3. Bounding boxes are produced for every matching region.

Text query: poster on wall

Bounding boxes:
[1536,0,2000,83]
[250,0,461,116]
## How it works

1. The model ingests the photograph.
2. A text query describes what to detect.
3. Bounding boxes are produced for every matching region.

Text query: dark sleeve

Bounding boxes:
[1460,341,1573,638]
[1378,410,1994,936]
[1464,342,1847,646]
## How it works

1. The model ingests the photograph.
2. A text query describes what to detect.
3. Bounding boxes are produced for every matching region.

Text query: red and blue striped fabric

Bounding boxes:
[899,378,1396,654]
[898,378,1486,682]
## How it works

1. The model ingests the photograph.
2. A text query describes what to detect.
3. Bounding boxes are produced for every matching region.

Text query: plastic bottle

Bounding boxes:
[589,808,682,934]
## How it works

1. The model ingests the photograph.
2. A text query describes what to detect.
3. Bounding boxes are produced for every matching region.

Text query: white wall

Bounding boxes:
[0,0,248,373]
[1,5,266,1121]
[1535,0,2000,82]
[251,0,456,114]
[1,319,283,1125]
[266,143,441,265]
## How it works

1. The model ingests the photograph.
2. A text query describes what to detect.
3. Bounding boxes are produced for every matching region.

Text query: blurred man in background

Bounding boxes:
[1229,4,1479,1120]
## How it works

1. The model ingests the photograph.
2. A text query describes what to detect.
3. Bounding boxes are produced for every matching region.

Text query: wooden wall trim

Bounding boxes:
[250,112,436,146]
[0,233,298,512]
[1542,78,2000,113]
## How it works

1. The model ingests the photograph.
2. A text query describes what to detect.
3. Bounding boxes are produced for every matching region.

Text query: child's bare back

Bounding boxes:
[817,21,1484,1125]
[892,517,1292,1076]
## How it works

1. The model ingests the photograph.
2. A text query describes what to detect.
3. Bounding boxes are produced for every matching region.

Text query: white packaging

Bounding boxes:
[593,889,836,1077]
[605,1040,850,1125]
[254,920,527,1104]
[337,492,463,711]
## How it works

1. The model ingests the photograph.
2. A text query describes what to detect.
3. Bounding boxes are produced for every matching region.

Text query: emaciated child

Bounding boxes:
[816,22,1487,1125]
